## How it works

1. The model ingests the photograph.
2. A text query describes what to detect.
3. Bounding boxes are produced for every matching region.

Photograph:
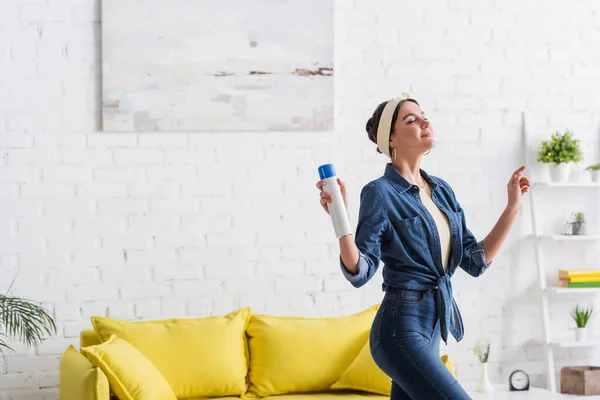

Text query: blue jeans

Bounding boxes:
[370,287,472,399]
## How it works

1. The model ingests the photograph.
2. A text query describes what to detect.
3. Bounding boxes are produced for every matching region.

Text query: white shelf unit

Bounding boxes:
[524,118,600,393]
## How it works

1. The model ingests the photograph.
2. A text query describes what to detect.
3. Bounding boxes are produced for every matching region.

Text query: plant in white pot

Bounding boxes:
[585,163,600,183]
[473,338,493,392]
[536,130,583,183]
[571,305,593,342]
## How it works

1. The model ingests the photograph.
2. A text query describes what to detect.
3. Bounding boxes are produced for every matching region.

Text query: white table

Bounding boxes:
[465,385,578,399]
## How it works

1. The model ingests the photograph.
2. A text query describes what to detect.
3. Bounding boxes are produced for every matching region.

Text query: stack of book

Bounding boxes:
[559,270,600,288]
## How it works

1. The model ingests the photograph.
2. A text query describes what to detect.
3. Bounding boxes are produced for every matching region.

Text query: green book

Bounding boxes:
[566,282,600,288]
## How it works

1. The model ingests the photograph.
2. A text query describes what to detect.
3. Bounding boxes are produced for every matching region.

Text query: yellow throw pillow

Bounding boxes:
[246,304,379,397]
[60,345,110,400]
[80,335,176,400]
[331,340,458,396]
[91,307,251,399]
[330,340,390,395]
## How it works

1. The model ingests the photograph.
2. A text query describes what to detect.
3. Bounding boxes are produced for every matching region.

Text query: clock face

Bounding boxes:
[510,370,529,390]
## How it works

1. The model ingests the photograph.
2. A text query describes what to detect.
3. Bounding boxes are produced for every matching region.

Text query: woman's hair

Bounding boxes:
[366,98,420,153]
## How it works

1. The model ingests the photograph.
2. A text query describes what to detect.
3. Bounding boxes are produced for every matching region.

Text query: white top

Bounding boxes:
[420,183,451,272]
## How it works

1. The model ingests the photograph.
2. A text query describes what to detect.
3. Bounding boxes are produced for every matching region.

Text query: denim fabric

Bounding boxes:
[370,287,472,399]
[340,163,492,344]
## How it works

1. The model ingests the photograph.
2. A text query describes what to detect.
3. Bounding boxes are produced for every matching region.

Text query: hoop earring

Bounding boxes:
[424,149,431,155]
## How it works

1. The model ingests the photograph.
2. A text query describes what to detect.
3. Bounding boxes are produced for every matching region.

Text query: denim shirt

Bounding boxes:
[340,163,492,345]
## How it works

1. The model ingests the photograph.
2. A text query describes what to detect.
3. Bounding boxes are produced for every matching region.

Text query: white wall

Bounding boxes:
[1,0,599,398]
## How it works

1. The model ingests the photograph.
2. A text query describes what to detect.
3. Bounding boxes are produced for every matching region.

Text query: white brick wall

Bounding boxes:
[1,0,599,398]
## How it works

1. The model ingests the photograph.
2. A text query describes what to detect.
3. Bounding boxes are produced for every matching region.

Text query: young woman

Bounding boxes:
[316,95,530,399]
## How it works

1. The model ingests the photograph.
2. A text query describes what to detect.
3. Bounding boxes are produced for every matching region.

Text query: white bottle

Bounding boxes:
[318,164,353,238]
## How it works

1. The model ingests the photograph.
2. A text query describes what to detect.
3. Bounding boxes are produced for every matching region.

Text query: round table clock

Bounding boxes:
[509,370,530,391]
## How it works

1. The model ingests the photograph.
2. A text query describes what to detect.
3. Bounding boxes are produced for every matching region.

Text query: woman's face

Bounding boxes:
[389,101,435,156]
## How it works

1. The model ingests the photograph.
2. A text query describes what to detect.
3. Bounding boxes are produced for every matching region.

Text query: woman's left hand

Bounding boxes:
[507,165,530,209]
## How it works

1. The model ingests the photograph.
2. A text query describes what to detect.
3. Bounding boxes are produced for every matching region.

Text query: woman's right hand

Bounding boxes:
[316,178,348,215]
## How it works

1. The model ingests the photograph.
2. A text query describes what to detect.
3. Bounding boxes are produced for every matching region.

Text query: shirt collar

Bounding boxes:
[383,163,439,193]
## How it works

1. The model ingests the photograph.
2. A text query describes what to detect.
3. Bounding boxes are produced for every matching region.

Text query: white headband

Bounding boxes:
[376,96,406,158]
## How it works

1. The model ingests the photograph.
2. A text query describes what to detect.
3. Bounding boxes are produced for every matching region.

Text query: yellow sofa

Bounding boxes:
[60,305,455,400]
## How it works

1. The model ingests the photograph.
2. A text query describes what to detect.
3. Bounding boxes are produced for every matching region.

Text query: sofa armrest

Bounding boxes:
[60,345,110,400]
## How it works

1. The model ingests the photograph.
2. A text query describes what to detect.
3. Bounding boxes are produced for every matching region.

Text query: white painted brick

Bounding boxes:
[47,233,99,252]
[54,303,80,321]
[128,181,179,197]
[100,266,152,283]
[97,198,147,215]
[17,218,71,237]
[138,133,188,147]
[231,246,281,261]
[186,298,214,316]
[63,322,93,338]
[8,149,57,165]
[62,148,113,165]
[154,265,202,282]
[164,148,216,165]
[274,276,322,294]
[133,299,162,319]
[0,167,40,183]
[180,214,230,234]
[206,230,256,246]
[149,198,197,214]
[255,260,304,277]
[101,234,153,250]
[161,297,187,316]
[145,165,196,181]
[0,373,34,389]
[74,217,125,236]
[107,301,135,320]
[114,148,164,165]
[42,166,91,182]
[127,215,179,235]
[205,261,253,279]
[172,280,223,298]
[0,184,19,200]
[66,284,118,302]
[35,338,76,356]
[118,283,170,299]
[124,249,177,266]
[87,133,137,147]
[20,183,74,200]
[42,199,95,217]
[5,356,59,374]
[93,167,144,182]
[213,297,240,316]
[76,182,128,198]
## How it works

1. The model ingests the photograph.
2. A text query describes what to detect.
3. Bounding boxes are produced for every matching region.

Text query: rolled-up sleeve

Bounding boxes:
[457,205,492,277]
[340,184,388,288]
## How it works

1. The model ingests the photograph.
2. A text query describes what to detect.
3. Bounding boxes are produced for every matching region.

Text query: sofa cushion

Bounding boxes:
[91,308,251,399]
[246,305,379,397]
[60,345,110,400]
[330,340,390,395]
[331,340,458,396]
[261,392,387,399]
[80,335,177,400]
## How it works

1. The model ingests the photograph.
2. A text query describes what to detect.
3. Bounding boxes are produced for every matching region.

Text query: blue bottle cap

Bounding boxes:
[318,164,336,180]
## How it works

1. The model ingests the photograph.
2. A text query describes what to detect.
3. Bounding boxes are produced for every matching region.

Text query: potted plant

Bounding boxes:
[571,305,593,342]
[473,338,493,392]
[0,277,56,355]
[536,130,583,183]
[586,163,600,183]
[570,212,586,236]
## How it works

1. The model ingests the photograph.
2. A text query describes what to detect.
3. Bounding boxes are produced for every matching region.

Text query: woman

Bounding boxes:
[316,95,530,399]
